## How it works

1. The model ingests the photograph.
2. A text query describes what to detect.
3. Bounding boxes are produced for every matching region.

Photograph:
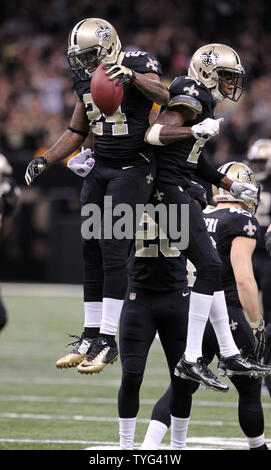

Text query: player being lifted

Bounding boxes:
[247,139,271,396]
[25,18,169,374]
[145,43,268,389]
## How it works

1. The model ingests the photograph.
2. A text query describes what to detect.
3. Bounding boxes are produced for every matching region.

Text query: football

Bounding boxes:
[91,63,124,116]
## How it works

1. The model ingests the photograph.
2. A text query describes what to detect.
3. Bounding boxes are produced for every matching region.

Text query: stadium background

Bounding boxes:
[0,0,271,452]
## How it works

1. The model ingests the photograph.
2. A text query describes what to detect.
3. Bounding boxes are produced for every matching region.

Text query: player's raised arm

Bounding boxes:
[104,57,169,105]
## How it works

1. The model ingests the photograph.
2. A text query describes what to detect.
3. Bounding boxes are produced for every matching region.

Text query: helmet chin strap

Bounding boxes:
[211,86,225,103]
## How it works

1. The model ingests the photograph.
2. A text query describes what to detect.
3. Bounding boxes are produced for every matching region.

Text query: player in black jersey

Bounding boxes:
[24,18,169,374]
[247,139,271,396]
[141,165,269,450]
[145,43,261,389]
[118,182,215,450]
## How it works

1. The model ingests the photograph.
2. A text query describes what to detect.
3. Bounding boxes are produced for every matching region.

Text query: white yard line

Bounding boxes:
[0,437,270,450]
[1,412,271,428]
[0,395,271,409]
[1,283,83,298]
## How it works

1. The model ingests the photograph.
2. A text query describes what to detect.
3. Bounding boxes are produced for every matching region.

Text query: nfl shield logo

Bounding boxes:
[129,292,136,300]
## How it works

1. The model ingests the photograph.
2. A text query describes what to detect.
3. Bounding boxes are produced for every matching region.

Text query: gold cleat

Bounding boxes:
[56,352,88,369]
[77,337,119,374]
[56,334,94,369]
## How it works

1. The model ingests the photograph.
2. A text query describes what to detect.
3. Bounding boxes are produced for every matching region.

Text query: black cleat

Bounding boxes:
[218,354,271,378]
[174,355,229,392]
[77,336,119,374]
[56,333,95,369]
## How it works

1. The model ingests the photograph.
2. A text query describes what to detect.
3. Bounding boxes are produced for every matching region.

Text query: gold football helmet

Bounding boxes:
[68,18,122,79]
[212,161,259,213]
[188,43,245,102]
[247,139,271,182]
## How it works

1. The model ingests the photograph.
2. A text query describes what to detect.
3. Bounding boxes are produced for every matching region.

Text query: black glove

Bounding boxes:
[25,156,47,186]
[103,63,136,86]
[251,318,266,361]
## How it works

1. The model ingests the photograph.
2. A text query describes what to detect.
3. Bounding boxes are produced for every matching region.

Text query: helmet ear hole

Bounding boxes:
[202,71,209,79]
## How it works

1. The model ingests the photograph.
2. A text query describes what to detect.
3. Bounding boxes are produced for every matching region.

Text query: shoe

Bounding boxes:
[56,333,95,369]
[174,355,229,392]
[77,336,119,374]
[218,354,271,378]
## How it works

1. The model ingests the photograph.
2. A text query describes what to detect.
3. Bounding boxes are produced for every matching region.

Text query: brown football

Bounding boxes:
[90,63,124,116]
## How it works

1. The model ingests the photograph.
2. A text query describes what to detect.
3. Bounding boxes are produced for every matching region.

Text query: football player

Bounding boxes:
[144,43,261,389]
[141,164,269,451]
[0,154,20,332]
[24,18,169,374]
[247,139,271,396]
[118,182,213,450]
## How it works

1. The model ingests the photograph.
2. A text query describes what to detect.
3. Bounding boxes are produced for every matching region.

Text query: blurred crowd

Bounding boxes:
[0,0,271,168]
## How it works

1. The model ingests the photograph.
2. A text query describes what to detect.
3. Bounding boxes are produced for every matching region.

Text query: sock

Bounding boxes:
[100,298,124,336]
[209,291,240,357]
[119,417,137,450]
[84,301,102,329]
[184,291,213,362]
[140,420,168,450]
[247,433,266,449]
[170,415,190,450]
[83,327,99,339]
[98,333,116,346]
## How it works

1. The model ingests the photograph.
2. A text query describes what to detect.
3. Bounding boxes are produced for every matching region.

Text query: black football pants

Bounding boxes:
[80,156,156,302]
[118,286,195,419]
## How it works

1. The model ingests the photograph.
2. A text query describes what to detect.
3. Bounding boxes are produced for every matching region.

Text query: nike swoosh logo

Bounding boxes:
[182,291,189,297]
[122,166,134,170]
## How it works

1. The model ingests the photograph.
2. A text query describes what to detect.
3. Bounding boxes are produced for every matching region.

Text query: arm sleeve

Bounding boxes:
[195,154,224,187]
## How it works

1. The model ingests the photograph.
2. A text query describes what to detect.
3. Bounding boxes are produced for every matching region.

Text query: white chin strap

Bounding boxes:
[211,86,225,103]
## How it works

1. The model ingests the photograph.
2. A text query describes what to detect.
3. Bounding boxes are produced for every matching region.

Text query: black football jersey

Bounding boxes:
[127,210,188,292]
[202,207,260,307]
[127,182,207,292]
[72,51,162,167]
[156,75,216,186]
[254,177,271,252]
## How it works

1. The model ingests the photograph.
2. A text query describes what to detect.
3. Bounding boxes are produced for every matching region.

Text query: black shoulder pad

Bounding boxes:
[168,94,202,113]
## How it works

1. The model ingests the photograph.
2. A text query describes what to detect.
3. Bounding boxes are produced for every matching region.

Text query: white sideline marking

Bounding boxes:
[1,437,271,450]
[0,395,271,410]
[1,412,271,428]
[1,283,83,298]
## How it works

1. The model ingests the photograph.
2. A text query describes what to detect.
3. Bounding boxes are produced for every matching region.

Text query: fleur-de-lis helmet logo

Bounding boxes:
[201,47,219,66]
[95,23,112,41]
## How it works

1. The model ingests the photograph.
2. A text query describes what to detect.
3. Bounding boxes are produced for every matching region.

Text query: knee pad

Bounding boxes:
[121,356,146,389]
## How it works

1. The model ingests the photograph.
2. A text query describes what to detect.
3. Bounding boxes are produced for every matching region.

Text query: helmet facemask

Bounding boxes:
[68,44,110,79]
[212,68,244,102]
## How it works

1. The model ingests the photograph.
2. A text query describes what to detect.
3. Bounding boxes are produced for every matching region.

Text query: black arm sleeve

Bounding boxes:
[195,154,224,187]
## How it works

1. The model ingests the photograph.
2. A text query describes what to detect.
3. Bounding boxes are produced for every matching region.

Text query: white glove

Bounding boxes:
[191,118,224,140]
[67,147,95,177]
[230,181,258,204]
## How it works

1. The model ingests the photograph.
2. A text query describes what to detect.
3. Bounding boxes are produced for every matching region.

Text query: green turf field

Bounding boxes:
[0,284,270,451]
